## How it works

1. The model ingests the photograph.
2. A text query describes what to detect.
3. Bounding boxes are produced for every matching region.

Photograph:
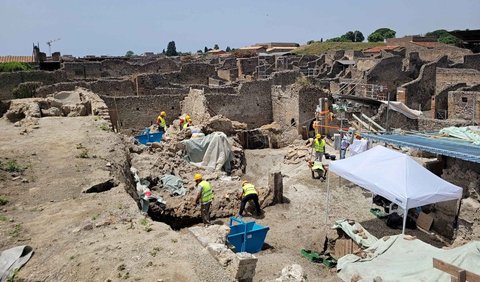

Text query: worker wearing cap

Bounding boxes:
[194,173,214,225]
[182,115,192,129]
[313,133,326,162]
[156,111,167,132]
[238,180,261,217]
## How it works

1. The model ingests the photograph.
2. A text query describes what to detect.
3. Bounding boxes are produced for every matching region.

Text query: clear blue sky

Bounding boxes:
[1,0,479,56]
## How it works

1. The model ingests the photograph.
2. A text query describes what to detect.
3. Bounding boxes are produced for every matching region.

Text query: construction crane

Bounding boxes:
[46,38,61,56]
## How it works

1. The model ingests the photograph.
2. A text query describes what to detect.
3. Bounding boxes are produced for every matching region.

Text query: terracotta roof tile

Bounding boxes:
[0,55,34,63]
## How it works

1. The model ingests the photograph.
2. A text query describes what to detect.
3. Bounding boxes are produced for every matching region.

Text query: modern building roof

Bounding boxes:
[266,46,297,53]
[239,46,266,50]
[362,133,480,163]
[0,55,34,63]
[363,45,401,53]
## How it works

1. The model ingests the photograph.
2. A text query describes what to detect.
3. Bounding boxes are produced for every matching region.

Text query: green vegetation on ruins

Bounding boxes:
[0,62,32,73]
[294,41,384,55]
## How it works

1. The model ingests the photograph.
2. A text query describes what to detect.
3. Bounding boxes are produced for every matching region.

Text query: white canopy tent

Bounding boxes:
[328,146,463,234]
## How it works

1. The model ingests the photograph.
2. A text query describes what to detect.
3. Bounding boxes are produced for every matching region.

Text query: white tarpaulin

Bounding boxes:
[381,101,422,119]
[328,146,462,233]
[337,235,480,282]
[182,132,233,171]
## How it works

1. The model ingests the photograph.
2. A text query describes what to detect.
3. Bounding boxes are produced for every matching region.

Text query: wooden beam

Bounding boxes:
[433,258,480,282]
[361,113,386,132]
[352,114,378,133]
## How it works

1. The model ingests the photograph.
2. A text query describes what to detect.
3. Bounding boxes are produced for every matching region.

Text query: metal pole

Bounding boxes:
[385,91,391,132]
[325,174,331,226]
[402,208,408,235]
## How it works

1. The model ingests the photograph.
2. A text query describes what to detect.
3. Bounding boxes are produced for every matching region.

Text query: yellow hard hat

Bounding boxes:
[242,180,248,186]
[185,115,191,121]
[194,173,202,181]
[160,111,166,117]
[316,133,321,139]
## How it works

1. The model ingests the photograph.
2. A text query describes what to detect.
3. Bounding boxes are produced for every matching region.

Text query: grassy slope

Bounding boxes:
[294,42,385,55]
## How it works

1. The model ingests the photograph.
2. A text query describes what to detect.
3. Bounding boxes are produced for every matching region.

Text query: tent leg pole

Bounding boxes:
[402,209,408,235]
[325,174,331,227]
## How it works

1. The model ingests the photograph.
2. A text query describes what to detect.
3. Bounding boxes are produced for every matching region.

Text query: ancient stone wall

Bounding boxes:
[62,58,179,79]
[366,56,408,100]
[448,91,480,123]
[430,157,480,238]
[417,117,471,131]
[460,54,480,71]
[237,58,258,78]
[432,83,467,119]
[436,68,480,95]
[0,70,67,100]
[397,60,437,110]
[205,80,273,128]
[102,94,186,132]
[36,79,135,97]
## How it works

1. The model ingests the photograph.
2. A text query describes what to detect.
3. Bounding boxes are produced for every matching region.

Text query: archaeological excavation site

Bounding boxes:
[1,28,480,281]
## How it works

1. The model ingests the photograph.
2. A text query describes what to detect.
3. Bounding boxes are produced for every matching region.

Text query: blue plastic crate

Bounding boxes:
[227,217,269,253]
[134,129,163,145]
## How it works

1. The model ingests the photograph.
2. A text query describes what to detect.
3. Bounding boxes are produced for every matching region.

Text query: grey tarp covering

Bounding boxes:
[337,235,480,282]
[182,132,233,171]
[381,101,422,119]
[160,174,187,196]
[332,219,378,248]
[0,245,33,281]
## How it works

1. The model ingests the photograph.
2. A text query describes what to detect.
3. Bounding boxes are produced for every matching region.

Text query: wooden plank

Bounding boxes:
[361,113,386,132]
[352,114,378,133]
[417,212,434,231]
[433,258,480,282]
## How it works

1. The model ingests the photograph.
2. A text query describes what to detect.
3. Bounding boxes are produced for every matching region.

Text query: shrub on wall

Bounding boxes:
[0,62,32,72]
[12,82,43,99]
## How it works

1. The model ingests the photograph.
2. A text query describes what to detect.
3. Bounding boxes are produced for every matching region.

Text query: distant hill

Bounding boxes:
[294,42,385,55]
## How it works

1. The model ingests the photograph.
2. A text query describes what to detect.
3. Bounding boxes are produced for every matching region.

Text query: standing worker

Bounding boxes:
[238,180,261,217]
[312,134,326,161]
[182,115,193,129]
[156,111,167,132]
[340,132,350,159]
[194,173,214,226]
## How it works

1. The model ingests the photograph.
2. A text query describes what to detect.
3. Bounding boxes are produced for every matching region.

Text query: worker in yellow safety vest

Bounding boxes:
[156,111,167,132]
[182,115,192,129]
[238,180,262,217]
[194,173,214,225]
[312,133,326,161]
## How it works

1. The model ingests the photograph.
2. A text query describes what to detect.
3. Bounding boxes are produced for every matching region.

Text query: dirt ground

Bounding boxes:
[0,116,455,282]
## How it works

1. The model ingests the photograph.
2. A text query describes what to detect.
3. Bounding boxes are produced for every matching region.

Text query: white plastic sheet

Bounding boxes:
[337,235,480,282]
[182,132,233,171]
[381,101,422,119]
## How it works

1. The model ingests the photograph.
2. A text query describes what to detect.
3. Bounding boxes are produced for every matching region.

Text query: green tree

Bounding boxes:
[166,41,178,56]
[204,46,208,53]
[307,40,316,45]
[197,49,203,53]
[225,46,231,52]
[341,31,364,42]
[213,44,219,50]
[125,50,134,57]
[368,28,396,42]
[162,49,165,54]
[425,29,460,45]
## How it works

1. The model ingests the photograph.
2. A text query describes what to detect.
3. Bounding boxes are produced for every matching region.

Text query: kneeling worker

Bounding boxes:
[238,180,261,217]
[308,160,327,181]
[194,173,214,226]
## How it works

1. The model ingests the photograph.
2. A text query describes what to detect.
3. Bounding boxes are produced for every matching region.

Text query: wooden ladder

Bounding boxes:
[433,258,480,282]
